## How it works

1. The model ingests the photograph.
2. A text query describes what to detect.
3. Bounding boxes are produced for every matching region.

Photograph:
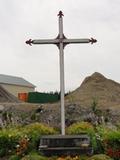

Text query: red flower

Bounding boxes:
[106,148,114,157]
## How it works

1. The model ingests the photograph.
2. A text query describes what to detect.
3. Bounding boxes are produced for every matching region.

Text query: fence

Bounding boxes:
[27,92,60,103]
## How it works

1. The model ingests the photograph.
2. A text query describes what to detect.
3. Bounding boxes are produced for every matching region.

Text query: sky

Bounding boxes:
[0,0,120,92]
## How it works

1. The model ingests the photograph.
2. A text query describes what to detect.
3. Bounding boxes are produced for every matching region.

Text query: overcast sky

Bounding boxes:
[0,0,120,92]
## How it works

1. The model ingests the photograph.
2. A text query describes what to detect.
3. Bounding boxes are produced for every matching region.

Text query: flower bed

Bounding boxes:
[0,123,57,158]
[0,122,120,160]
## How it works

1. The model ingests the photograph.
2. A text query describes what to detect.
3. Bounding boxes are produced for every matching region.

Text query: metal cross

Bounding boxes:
[26,11,97,135]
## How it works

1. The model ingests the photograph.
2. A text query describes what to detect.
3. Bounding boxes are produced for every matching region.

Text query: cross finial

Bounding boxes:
[58,11,64,17]
[26,39,33,46]
[89,38,97,44]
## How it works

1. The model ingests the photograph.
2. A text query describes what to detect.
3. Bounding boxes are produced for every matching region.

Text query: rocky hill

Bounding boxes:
[0,72,120,128]
[66,72,120,108]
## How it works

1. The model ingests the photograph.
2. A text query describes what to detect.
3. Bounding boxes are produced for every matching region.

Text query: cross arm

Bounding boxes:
[63,38,97,44]
[26,39,59,46]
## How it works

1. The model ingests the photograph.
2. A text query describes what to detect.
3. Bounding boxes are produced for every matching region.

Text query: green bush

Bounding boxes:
[95,125,120,159]
[0,148,6,157]
[102,130,120,160]
[66,122,97,152]
[22,123,58,152]
[0,130,20,157]
[9,155,21,160]
[21,152,48,160]
[103,130,120,149]
[87,154,113,160]
[66,122,95,135]
[0,123,57,157]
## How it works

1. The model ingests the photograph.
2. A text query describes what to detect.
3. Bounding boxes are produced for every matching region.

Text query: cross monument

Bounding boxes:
[26,11,97,135]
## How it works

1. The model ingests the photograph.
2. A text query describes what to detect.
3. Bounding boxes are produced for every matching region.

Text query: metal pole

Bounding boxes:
[58,11,65,135]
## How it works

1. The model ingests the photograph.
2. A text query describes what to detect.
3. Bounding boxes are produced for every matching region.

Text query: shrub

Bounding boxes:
[0,129,20,157]
[87,154,113,160]
[21,152,48,160]
[95,125,120,159]
[66,122,97,152]
[23,122,57,135]
[0,148,6,157]
[66,122,95,135]
[57,156,80,160]
[16,136,29,156]
[22,123,58,152]
[102,130,120,160]
[0,123,57,157]
[9,155,21,160]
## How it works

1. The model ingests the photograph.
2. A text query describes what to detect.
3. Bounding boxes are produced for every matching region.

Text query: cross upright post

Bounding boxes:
[58,11,65,135]
[26,11,97,135]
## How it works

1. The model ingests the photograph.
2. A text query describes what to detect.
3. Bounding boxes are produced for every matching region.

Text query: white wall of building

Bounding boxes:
[0,83,35,97]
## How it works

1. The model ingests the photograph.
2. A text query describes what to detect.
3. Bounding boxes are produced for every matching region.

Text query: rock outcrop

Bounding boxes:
[0,72,120,128]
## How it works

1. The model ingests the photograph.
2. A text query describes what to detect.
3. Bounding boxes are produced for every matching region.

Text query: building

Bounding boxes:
[0,74,36,97]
